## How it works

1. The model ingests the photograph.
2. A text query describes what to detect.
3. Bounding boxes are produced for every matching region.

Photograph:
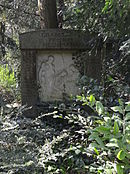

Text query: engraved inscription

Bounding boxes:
[20,29,89,50]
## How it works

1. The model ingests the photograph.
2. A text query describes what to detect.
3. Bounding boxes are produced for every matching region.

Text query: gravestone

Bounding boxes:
[20,29,102,117]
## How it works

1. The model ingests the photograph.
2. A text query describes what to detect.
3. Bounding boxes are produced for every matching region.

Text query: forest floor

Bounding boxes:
[0,99,91,174]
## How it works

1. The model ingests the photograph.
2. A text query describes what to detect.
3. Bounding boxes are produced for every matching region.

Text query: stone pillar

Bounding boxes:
[21,50,38,117]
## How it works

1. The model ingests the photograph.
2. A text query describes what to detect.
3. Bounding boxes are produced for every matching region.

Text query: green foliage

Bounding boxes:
[96,101,104,115]
[64,0,130,37]
[35,95,130,174]
[0,64,16,90]
[87,100,130,174]
[102,0,130,36]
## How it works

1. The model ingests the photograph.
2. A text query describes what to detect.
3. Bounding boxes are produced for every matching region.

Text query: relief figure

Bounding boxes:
[38,55,55,100]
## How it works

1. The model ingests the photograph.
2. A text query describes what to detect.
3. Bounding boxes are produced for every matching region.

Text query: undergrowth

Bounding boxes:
[0,96,129,174]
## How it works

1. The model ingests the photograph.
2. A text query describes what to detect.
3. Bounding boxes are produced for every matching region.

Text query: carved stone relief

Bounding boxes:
[37,51,80,101]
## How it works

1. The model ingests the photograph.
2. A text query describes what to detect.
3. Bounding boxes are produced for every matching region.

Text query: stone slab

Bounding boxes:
[19,29,91,50]
[37,51,80,101]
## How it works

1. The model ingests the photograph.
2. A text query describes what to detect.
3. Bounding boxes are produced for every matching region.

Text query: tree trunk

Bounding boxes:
[38,0,58,28]
[0,22,6,58]
[58,0,65,28]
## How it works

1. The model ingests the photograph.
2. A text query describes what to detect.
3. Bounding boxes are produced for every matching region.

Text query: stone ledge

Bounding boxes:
[19,29,91,50]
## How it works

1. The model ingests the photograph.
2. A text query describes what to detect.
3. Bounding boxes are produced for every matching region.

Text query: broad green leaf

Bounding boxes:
[96,101,104,115]
[89,133,105,149]
[89,95,95,106]
[82,102,88,106]
[75,149,81,155]
[110,138,118,142]
[125,101,130,105]
[113,121,119,135]
[76,95,82,100]
[102,2,109,13]
[69,145,76,151]
[125,112,130,121]
[75,8,81,14]
[94,147,99,155]
[95,126,111,134]
[118,99,124,107]
[111,106,123,114]
[95,120,104,124]
[48,165,53,172]
[25,160,34,166]
[89,143,100,148]
[125,151,130,159]
[88,132,99,140]
[117,150,126,160]
[125,104,130,112]
[108,75,114,82]
[95,136,105,149]
[105,169,113,174]
[109,138,120,146]
[106,142,119,148]
[116,164,123,174]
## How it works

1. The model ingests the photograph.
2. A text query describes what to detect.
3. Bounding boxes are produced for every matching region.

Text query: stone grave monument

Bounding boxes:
[20,29,102,117]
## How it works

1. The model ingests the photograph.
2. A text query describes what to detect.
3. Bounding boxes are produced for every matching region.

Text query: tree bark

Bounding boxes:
[0,22,6,58]
[58,0,65,28]
[38,0,58,28]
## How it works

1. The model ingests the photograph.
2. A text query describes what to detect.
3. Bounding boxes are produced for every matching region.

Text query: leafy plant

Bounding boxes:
[0,63,20,106]
[86,100,130,174]
[0,64,16,90]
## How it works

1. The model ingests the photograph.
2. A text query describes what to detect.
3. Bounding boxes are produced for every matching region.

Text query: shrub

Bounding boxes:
[38,95,130,174]
[0,64,16,90]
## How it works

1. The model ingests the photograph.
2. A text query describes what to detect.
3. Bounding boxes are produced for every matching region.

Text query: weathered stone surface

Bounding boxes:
[19,29,91,50]
[21,50,38,117]
[37,51,80,101]
[19,29,102,117]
